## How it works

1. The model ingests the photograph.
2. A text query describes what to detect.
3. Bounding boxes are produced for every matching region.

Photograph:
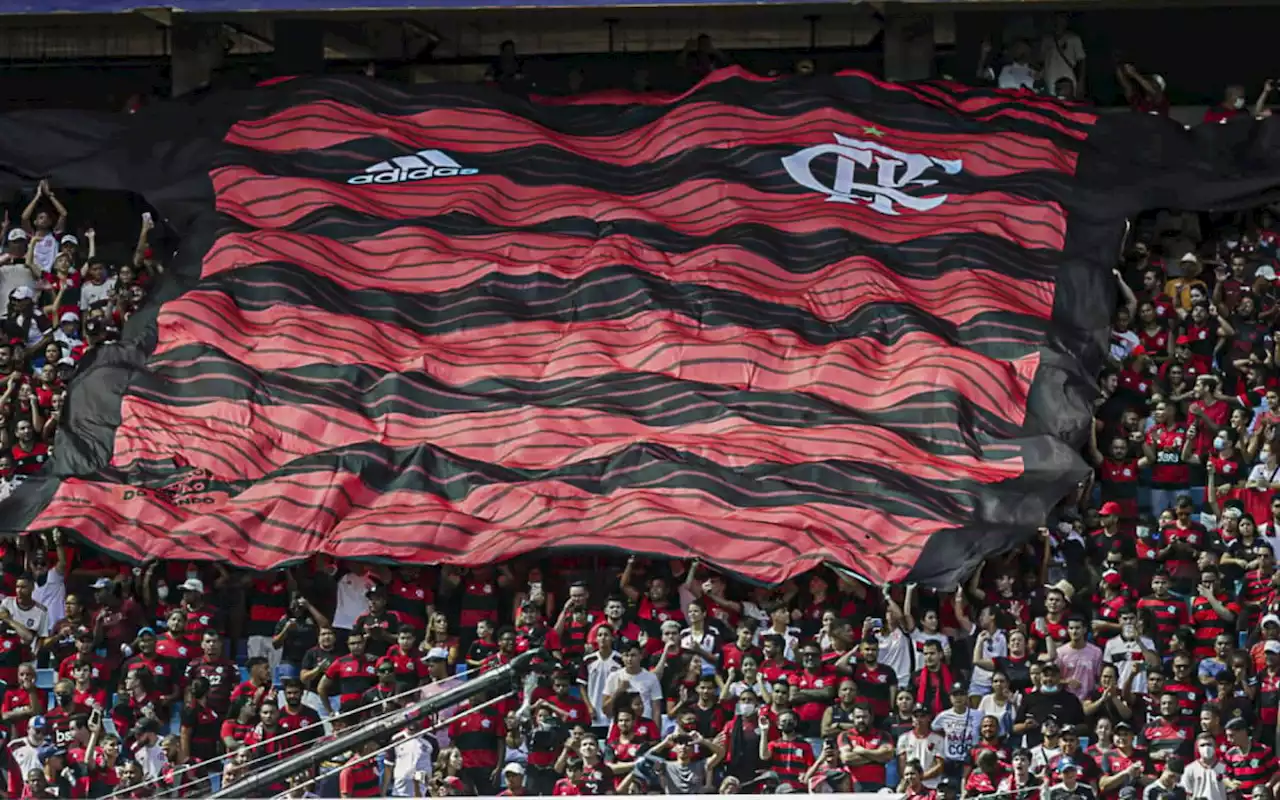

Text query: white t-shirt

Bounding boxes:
[333,572,372,631]
[1180,759,1226,800]
[604,668,663,722]
[969,629,1008,691]
[1103,635,1156,694]
[80,277,114,312]
[1040,32,1085,93]
[389,733,433,797]
[977,695,1019,737]
[1,598,49,642]
[29,233,57,275]
[896,730,945,788]
[931,708,980,763]
[584,651,624,726]
[134,743,167,781]
[32,568,65,628]
[877,627,912,682]
[998,62,1037,91]
[0,261,34,319]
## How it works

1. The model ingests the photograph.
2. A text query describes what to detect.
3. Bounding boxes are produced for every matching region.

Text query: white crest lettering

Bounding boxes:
[781,134,962,215]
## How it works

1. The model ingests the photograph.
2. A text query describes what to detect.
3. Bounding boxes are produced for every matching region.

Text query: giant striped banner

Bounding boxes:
[4,69,1280,585]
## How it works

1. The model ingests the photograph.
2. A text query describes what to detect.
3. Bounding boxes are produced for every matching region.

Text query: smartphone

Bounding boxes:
[141,212,152,224]
[88,708,101,729]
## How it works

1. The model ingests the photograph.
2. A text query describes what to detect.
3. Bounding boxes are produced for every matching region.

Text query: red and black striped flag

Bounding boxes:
[6,69,1280,585]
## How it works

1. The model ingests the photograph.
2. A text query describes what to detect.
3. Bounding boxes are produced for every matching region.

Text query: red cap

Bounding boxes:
[1102,570,1124,586]
[1099,501,1122,516]
[1130,345,1147,356]
[1175,335,1192,346]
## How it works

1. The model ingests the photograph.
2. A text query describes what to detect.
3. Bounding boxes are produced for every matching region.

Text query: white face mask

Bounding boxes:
[1199,744,1216,761]
[1214,437,1228,451]
[1234,97,1247,109]
[156,584,169,602]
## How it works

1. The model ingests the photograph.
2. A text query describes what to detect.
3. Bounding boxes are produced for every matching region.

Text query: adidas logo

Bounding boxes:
[347,150,478,185]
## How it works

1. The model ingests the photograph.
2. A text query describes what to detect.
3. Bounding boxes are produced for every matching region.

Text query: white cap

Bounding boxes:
[503,763,525,776]
[1267,640,1280,655]
[1180,252,1199,263]
[57,357,75,367]
[1263,614,1280,628]
[59,235,78,246]
[10,286,34,301]
[59,312,78,324]
[1259,265,1278,282]
[424,647,450,661]
[7,229,27,242]
[1153,75,1166,91]
[179,578,204,593]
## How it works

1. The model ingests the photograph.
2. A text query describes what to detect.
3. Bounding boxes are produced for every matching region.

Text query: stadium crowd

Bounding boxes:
[3,29,1280,800]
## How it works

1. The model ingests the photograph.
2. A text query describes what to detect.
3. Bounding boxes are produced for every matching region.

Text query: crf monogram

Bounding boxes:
[781,134,963,215]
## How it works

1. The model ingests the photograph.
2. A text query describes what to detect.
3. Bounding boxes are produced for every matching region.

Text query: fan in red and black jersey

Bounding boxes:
[1144,401,1191,513]
[243,699,297,795]
[619,568,684,637]
[1097,722,1150,800]
[182,630,237,717]
[121,628,179,709]
[279,679,322,747]
[179,676,222,770]
[243,570,290,659]
[1139,692,1194,764]
[382,625,428,690]
[1088,503,1138,566]
[1092,427,1144,524]
[387,566,434,633]
[318,631,378,713]
[10,419,48,476]
[1223,716,1278,793]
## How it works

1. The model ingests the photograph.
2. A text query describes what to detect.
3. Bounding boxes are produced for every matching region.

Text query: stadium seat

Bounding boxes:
[35,669,53,690]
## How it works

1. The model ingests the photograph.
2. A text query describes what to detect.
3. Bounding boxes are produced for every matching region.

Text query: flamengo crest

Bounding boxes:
[781,134,963,215]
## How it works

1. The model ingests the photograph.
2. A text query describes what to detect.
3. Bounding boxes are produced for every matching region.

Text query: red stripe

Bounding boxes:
[110,396,1024,484]
[33,473,947,584]
[213,167,1068,251]
[202,229,1056,325]
[224,101,1078,178]
[153,291,1040,424]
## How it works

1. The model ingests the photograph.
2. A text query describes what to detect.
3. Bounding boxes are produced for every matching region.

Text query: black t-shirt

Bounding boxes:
[1016,690,1086,746]
[272,615,318,667]
[353,611,398,657]
[1047,784,1096,800]
[300,646,337,690]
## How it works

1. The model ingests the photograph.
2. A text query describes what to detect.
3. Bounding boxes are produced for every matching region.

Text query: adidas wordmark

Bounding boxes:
[347,150,478,185]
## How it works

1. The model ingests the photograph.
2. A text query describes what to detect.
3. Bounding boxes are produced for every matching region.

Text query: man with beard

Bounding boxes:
[836,704,893,789]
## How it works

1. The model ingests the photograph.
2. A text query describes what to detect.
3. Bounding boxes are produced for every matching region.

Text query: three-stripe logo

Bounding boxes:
[347,149,479,185]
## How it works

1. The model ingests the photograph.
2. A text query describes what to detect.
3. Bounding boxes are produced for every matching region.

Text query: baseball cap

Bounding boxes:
[366,583,387,597]
[1266,640,1280,655]
[949,681,966,696]
[6,229,27,242]
[1180,252,1199,263]
[36,744,64,763]
[503,763,526,776]
[425,647,450,661]
[1099,501,1122,516]
[179,578,205,593]
[1263,614,1280,628]
[1115,720,1134,732]
[59,311,78,324]
[29,715,48,730]
[912,704,931,716]
[59,234,78,246]
[91,577,112,590]
[1226,717,1250,732]
[10,286,33,301]
[1056,758,1078,773]
[1102,570,1124,587]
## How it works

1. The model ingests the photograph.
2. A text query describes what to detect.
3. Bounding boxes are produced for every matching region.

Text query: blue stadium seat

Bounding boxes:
[35,669,53,690]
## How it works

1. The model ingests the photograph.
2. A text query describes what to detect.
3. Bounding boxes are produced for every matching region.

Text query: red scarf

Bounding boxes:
[916,663,954,714]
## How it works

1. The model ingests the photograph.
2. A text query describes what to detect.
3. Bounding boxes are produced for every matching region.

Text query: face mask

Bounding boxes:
[1263,447,1272,461]
[1214,437,1227,451]
[1234,97,1246,110]
[1041,685,1058,694]
[736,702,756,717]
[1199,744,1215,760]
[156,584,169,602]
[186,570,199,583]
